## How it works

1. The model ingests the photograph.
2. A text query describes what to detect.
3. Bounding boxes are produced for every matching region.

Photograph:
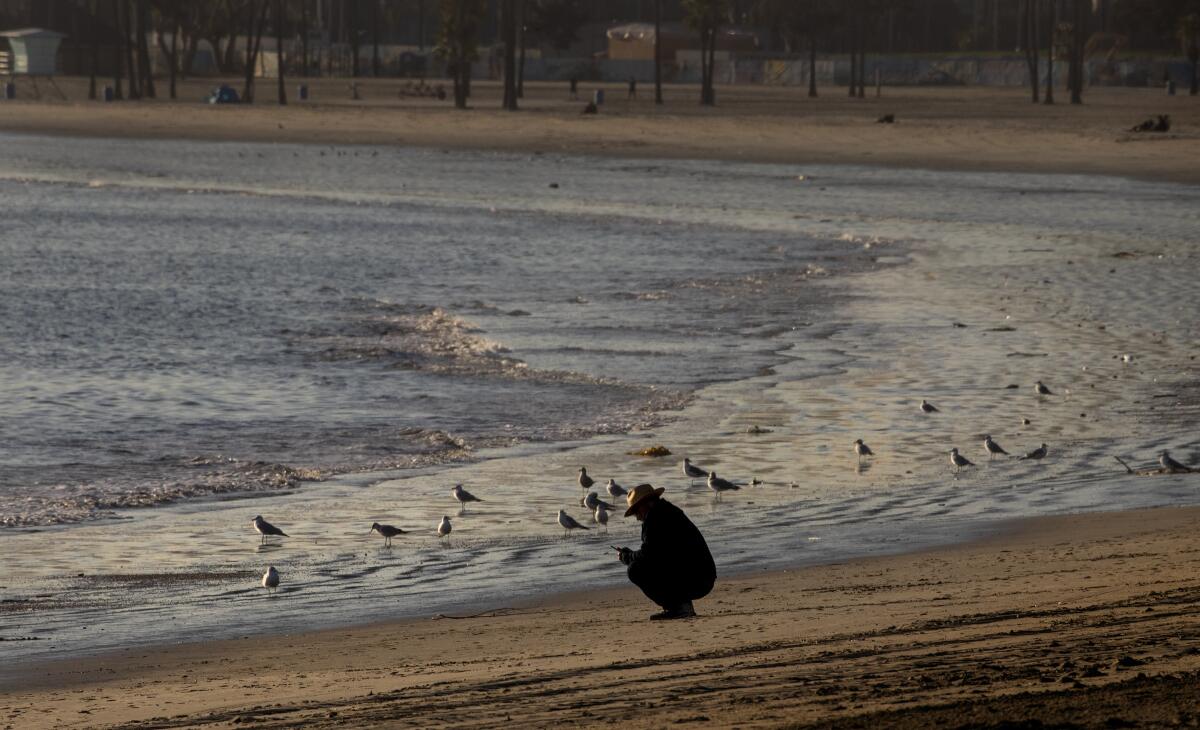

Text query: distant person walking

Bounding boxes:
[627,76,637,99]
[615,484,716,620]
[569,76,579,100]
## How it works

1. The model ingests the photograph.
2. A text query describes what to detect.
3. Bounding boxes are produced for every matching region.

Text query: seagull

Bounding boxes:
[853,439,874,461]
[1034,380,1053,395]
[369,522,405,547]
[682,458,709,484]
[950,447,975,473]
[451,484,482,512]
[262,566,280,594]
[558,509,590,536]
[920,399,940,413]
[252,515,289,544]
[707,471,740,500]
[593,503,610,531]
[437,516,452,542]
[1019,443,1048,460]
[1160,450,1194,474]
[577,467,594,492]
[983,435,1009,459]
[583,491,618,512]
[606,478,627,498]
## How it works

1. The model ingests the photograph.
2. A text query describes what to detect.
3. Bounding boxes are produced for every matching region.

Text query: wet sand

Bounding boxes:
[1,78,1198,185]
[4,505,1200,728]
[3,80,1200,728]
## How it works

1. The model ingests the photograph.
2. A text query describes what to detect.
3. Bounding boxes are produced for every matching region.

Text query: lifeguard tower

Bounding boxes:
[0,28,67,100]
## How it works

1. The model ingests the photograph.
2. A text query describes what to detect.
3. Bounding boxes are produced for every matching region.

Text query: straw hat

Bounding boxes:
[624,483,665,517]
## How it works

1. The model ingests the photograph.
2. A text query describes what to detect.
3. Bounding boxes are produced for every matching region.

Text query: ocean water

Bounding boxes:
[1,133,1198,667]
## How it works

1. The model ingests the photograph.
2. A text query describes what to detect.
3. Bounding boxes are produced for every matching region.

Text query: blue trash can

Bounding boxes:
[3,82,14,100]
[298,83,308,101]
[593,88,604,106]
[103,85,114,102]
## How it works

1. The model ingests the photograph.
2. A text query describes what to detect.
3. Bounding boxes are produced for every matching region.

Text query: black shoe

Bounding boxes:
[649,601,695,621]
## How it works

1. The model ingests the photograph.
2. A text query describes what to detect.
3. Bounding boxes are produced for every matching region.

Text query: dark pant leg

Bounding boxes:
[627,563,687,609]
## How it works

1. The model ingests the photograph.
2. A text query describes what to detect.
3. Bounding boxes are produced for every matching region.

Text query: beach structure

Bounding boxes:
[0,28,67,100]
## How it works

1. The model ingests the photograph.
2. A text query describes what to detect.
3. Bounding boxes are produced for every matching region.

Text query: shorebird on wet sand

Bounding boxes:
[682,458,709,484]
[252,515,289,545]
[950,448,975,474]
[707,471,741,500]
[920,399,940,413]
[593,503,610,531]
[1019,444,1048,460]
[1160,450,1194,474]
[606,478,627,498]
[583,491,618,512]
[577,467,595,492]
[437,516,453,543]
[1034,380,1054,396]
[983,435,1009,460]
[451,484,482,512]
[262,566,280,594]
[853,439,874,461]
[558,509,590,536]
[370,522,405,547]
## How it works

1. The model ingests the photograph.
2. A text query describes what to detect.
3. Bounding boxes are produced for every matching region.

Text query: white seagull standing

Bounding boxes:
[583,491,618,512]
[451,484,483,512]
[252,515,289,545]
[577,467,595,492]
[920,399,940,413]
[707,471,741,500]
[437,516,453,543]
[853,439,874,461]
[557,509,590,536]
[682,458,709,484]
[1160,450,1194,474]
[950,447,975,474]
[369,522,405,547]
[593,503,610,532]
[606,478,627,498]
[261,566,280,594]
[1034,380,1054,396]
[983,435,1009,460]
[1019,444,1048,460]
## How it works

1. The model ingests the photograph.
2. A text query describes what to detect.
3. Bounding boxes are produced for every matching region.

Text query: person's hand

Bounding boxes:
[618,547,634,566]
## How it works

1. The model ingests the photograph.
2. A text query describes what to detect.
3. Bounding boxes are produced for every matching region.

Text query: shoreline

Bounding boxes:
[4,504,1200,727]
[1,80,1198,186]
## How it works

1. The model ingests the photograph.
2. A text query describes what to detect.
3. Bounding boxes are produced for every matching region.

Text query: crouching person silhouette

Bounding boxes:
[616,484,716,620]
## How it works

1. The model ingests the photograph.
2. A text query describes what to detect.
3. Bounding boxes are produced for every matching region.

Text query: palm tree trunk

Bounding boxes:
[1044,0,1055,104]
[276,0,287,104]
[111,0,124,99]
[808,34,817,98]
[653,0,662,104]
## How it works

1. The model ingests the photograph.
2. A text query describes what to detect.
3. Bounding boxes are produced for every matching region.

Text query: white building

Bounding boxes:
[1,28,67,75]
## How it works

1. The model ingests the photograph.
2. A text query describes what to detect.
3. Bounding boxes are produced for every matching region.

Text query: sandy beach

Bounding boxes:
[3,506,1200,728]
[0,79,1198,185]
[2,81,1199,729]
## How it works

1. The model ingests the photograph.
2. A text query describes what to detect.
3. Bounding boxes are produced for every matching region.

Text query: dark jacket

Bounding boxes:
[627,498,716,601]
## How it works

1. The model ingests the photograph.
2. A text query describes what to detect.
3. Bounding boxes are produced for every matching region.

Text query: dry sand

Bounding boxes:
[3,80,1200,728]
[3,506,1200,728]
[1,78,1198,185]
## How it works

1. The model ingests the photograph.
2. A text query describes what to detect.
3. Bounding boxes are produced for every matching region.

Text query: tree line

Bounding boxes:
[5,0,1197,108]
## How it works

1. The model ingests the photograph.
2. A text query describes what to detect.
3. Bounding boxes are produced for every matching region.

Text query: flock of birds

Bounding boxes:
[848,381,1059,477]
[250,377,1194,594]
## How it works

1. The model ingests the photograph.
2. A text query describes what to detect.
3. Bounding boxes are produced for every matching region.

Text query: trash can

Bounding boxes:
[298,83,308,101]
[593,88,604,106]
[103,85,114,102]
[3,82,14,100]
